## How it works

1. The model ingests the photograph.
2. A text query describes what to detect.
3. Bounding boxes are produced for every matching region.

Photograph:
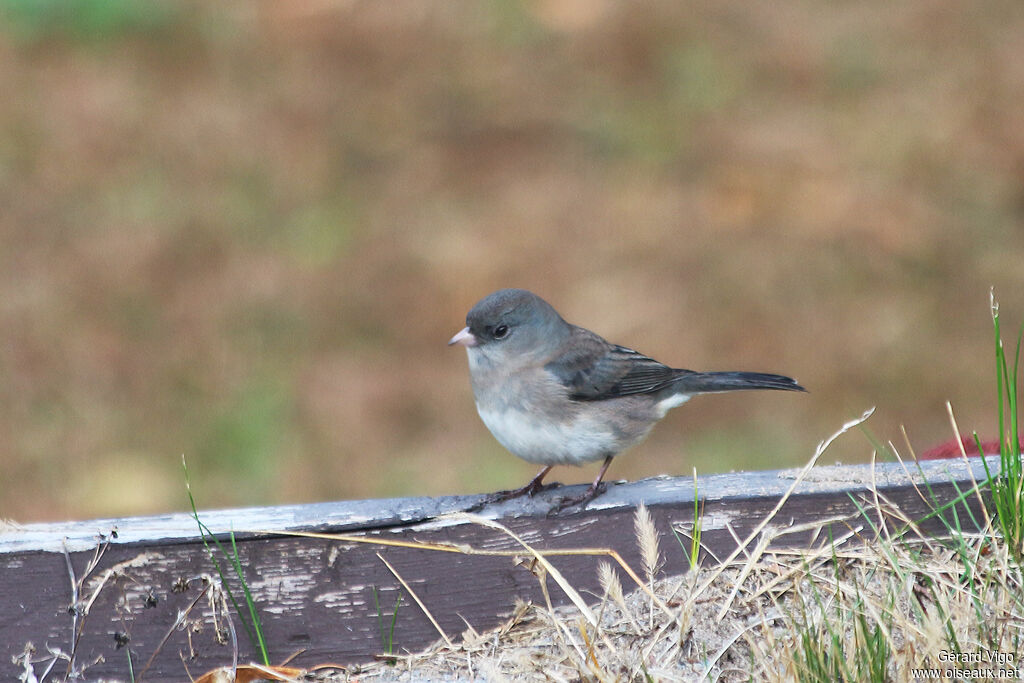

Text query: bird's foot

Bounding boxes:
[546,482,608,516]
[463,480,562,512]
[501,479,562,500]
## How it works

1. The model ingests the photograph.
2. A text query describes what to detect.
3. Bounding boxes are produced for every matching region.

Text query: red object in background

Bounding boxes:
[919,434,1024,460]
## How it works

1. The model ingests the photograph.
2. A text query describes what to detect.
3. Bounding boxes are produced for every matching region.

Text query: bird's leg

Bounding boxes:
[548,455,614,514]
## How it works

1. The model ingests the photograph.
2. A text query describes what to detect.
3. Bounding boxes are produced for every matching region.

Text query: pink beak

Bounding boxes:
[448,326,477,347]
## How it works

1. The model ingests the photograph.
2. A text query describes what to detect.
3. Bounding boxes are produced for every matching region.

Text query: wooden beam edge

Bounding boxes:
[1,456,999,555]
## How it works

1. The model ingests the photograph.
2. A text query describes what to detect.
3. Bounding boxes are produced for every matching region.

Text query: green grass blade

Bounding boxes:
[182,456,270,665]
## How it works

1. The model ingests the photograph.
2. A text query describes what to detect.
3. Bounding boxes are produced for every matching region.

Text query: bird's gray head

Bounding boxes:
[448,289,569,363]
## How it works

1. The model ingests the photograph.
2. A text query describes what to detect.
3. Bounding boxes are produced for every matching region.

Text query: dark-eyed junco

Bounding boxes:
[449,288,805,510]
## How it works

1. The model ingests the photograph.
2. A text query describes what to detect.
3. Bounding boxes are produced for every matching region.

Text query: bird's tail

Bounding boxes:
[675,371,805,394]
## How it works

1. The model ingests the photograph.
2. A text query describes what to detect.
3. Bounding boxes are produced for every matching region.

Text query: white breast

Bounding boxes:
[476,404,614,466]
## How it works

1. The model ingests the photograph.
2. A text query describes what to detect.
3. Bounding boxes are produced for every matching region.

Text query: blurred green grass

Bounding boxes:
[0,0,182,43]
[1,1,1023,521]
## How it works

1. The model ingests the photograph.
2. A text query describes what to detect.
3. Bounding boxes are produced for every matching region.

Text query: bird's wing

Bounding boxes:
[545,327,681,401]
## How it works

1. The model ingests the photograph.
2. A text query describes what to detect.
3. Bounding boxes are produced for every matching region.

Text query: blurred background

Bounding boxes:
[2,1,1023,522]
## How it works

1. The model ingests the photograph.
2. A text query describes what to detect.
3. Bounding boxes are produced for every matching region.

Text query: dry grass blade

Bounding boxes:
[708,407,875,619]
[945,401,994,532]
[700,608,783,679]
[597,561,639,632]
[452,513,598,626]
[634,503,662,628]
[597,561,622,605]
[634,503,662,583]
[377,552,452,647]
[137,579,213,682]
[264,514,674,619]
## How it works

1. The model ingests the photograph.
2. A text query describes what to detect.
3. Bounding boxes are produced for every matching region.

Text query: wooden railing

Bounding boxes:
[1,457,993,681]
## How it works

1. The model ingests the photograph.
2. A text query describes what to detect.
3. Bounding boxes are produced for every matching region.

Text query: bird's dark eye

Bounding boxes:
[493,324,509,339]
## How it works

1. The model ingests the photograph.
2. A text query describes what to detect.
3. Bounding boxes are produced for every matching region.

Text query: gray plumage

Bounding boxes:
[450,288,805,508]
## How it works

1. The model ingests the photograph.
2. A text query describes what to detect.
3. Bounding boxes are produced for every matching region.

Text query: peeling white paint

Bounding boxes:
[314,589,369,611]
[543,516,600,537]
[245,565,320,615]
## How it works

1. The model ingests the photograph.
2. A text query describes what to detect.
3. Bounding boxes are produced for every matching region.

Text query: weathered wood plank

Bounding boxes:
[1,457,996,681]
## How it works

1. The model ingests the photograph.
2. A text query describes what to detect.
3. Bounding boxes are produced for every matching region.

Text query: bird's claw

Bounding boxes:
[463,481,563,513]
[545,482,608,516]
